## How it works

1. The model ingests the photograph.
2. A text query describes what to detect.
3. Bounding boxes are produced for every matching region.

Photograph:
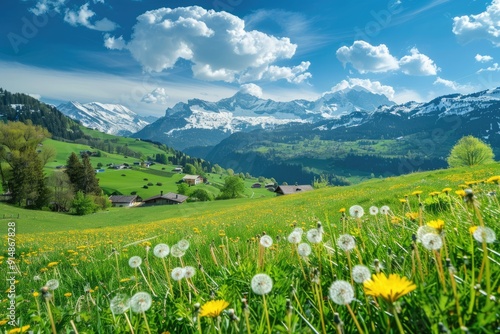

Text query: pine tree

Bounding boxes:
[81,154,101,195]
[65,152,84,192]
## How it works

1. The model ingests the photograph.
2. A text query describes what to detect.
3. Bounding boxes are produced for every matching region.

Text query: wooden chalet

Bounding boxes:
[143,191,188,205]
[274,185,314,195]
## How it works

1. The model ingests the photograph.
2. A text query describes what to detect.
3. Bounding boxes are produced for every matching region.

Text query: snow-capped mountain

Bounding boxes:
[132,87,394,150]
[57,102,155,136]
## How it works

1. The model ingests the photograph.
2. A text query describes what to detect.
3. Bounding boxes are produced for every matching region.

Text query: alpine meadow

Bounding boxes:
[2,0,500,333]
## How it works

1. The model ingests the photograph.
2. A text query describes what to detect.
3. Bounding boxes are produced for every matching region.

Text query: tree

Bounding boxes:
[81,155,101,195]
[177,183,190,195]
[65,152,84,191]
[447,136,495,167]
[190,189,213,202]
[71,191,97,215]
[184,163,196,175]
[218,176,245,199]
[47,172,74,212]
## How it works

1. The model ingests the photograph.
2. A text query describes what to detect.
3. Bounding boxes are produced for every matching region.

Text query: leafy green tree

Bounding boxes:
[190,189,213,201]
[447,136,495,167]
[47,172,74,212]
[177,183,190,195]
[155,153,168,164]
[184,163,196,175]
[71,191,98,215]
[218,176,245,199]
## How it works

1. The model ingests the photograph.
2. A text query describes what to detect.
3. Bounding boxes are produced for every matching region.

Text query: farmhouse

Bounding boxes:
[251,183,262,188]
[274,185,314,195]
[109,195,138,207]
[182,174,204,186]
[143,191,188,205]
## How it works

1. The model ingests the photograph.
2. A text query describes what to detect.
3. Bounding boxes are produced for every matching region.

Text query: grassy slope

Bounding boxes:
[5,162,499,236]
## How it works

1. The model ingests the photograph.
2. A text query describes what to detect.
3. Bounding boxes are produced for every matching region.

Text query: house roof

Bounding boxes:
[275,185,314,195]
[143,192,188,203]
[109,195,138,203]
[182,174,201,180]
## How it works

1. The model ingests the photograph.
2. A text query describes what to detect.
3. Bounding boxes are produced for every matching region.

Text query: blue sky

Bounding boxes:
[1,0,500,116]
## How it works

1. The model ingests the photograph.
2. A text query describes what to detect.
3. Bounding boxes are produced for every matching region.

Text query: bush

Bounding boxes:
[144,178,149,181]
[130,191,137,195]
[156,182,163,186]
[121,174,126,176]
[147,182,154,186]
[143,185,149,189]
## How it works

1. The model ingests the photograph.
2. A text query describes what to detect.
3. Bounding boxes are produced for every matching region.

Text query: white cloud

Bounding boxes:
[104,34,126,50]
[141,88,169,104]
[433,77,475,93]
[328,78,395,100]
[64,3,118,31]
[475,54,493,62]
[477,63,500,73]
[30,0,67,15]
[398,48,438,76]
[336,40,399,73]
[104,6,310,83]
[452,0,500,46]
[28,93,42,100]
[393,89,425,104]
[238,83,263,98]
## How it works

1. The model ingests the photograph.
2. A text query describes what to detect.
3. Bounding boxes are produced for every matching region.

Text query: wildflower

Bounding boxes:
[352,265,371,283]
[429,191,441,197]
[329,280,354,305]
[369,206,379,215]
[455,190,466,197]
[349,205,364,218]
[416,225,438,242]
[184,266,196,279]
[486,175,500,184]
[287,231,301,244]
[7,325,30,334]
[251,273,273,295]
[130,292,152,313]
[337,234,356,252]
[260,235,273,248]
[412,190,423,196]
[391,217,402,224]
[399,198,407,204]
[427,219,444,232]
[405,212,419,221]
[46,279,59,290]
[0,320,7,325]
[128,256,142,268]
[218,230,226,237]
[199,300,229,318]
[306,228,323,243]
[120,277,131,283]
[472,226,496,243]
[442,187,452,194]
[338,208,346,213]
[176,239,190,251]
[47,262,58,268]
[153,244,170,258]
[170,244,185,258]
[64,292,72,297]
[363,273,416,303]
[293,227,304,235]
[171,267,186,281]
[32,292,39,297]
[421,233,443,250]
[110,294,131,315]
[297,243,312,257]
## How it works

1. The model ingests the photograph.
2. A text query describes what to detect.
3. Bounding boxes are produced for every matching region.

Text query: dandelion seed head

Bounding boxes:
[171,267,186,281]
[337,234,356,252]
[170,244,185,258]
[306,228,323,243]
[369,206,379,215]
[416,225,438,242]
[287,231,302,244]
[329,280,354,305]
[421,233,443,250]
[110,294,130,315]
[297,243,312,257]
[251,273,273,295]
[349,205,364,218]
[128,256,142,268]
[45,279,59,290]
[473,226,496,243]
[153,243,170,258]
[184,266,196,279]
[380,205,391,215]
[260,235,273,248]
[352,265,371,283]
[176,239,190,251]
[130,292,152,313]
[293,227,304,235]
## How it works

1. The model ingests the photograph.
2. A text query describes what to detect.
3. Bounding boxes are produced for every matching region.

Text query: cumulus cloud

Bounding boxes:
[30,0,67,15]
[328,78,395,99]
[433,77,475,93]
[477,63,500,73]
[452,0,500,46]
[141,88,169,104]
[238,83,263,98]
[398,48,438,76]
[64,3,118,31]
[336,41,399,73]
[104,6,310,83]
[475,54,493,62]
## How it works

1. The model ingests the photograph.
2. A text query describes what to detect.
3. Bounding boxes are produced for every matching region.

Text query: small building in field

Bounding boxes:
[275,185,314,195]
[143,191,188,205]
[182,174,204,186]
[251,183,262,188]
[109,195,138,207]
[173,167,183,173]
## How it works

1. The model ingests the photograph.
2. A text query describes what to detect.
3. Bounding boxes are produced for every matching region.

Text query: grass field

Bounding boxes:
[1,163,499,333]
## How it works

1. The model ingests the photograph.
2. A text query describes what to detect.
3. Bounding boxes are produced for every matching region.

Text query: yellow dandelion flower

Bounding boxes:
[455,190,466,197]
[120,278,131,283]
[469,226,478,234]
[399,199,407,204]
[405,212,419,221]
[47,262,58,268]
[486,175,500,184]
[8,325,30,333]
[219,230,226,237]
[0,319,8,325]
[39,268,48,273]
[411,190,423,196]
[32,292,39,297]
[427,219,444,231]
[442,187,452,194]
[429,191,441,197]
[199,300,229,318]
[64,292,72,297]
[338,208,346,213]
[391,217,402,224]
[363,273,416,303]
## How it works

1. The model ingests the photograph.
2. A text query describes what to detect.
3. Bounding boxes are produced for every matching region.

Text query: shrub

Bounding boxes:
[156,182,163,186]
[147,182,154,186]
[143,185,149,189]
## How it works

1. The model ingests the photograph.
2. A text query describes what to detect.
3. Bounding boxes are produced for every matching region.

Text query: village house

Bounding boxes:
[143,191,188,205]
[274,185,314,195]
[109,195,139,207]
[251,183,262,188]
[182,174,204,186]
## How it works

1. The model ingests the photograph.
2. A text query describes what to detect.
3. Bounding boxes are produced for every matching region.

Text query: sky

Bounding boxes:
[1,0,500,116]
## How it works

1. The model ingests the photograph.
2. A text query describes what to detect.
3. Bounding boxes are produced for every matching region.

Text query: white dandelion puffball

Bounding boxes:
[380,205,391,215]
[288,231,302,244]
[329,280,354,305]
[251,273,273,295]
[128,256,142,268]
[171,267,186,281]
[176,239,190,251]
[421,233,443,250]
[352,265,371,283]
[260,235,273,248]
[297,243,312,257]
[349,205,364,218]
[369,206,379,215]
[46,279,59,290]
[184,266,196,279]
[416,226,438,242]
[337,234,356,252]
[293,227,304,235]
[153,243,170,258]
[110,294,130,315]
[473,226,496,243]
[170,244,186,258]
[130,292,152,313]
[306,228,323,243]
